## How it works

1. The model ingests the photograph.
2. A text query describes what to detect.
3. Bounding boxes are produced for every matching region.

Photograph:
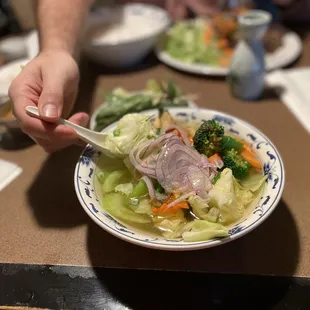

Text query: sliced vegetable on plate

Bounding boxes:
[91,79,197,132]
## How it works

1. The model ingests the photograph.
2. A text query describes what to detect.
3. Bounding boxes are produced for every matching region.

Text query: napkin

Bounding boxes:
[0,159,22,191]
[266,67,310,133]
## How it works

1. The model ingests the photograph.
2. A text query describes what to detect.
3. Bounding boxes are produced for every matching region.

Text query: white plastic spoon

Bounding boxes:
[26,105,111,153]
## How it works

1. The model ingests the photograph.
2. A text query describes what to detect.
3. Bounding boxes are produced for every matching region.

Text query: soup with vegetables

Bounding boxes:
[95,112,267,242]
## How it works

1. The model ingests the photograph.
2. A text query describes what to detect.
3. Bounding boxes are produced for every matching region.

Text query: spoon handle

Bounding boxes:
[25,106,96,141]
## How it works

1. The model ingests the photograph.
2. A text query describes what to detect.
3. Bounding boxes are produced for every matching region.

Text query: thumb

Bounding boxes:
[38,78,64,122]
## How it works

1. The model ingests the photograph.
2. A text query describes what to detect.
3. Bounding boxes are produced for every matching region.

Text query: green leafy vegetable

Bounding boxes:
[129,180,148,198]
[96,171,109,184]
[99,114,156,158]
[239,173,268,192]
[209,168,245,225]
[188,196,219,223]
[153,211,187,239]
[101,170,131,193]
[101,193,151,224]
[130,198,152,215]
[233,179,254,207]
[165,21,220,65]
[182,220,228,242]
[115,183,133,196]
[95,79,190,132]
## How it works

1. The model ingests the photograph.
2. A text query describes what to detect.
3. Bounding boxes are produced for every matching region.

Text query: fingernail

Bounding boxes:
[42,104,58,118]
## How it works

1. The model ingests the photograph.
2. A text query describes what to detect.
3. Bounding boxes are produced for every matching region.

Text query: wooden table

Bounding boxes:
[1,27,310,310]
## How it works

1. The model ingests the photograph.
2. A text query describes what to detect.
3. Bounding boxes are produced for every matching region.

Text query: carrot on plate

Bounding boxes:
[152,195,189,215]
[234,138,262,169]
[217,38,229,49]
[208,153,222,164]
[204,26,214,43]
[241,149,262,169]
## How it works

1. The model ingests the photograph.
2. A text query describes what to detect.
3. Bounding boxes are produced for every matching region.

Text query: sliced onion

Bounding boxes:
[155,136,217,198]
[141,176,156,201]
[164,124,192,146]
[130,131,219,200]
[166,191,196,208]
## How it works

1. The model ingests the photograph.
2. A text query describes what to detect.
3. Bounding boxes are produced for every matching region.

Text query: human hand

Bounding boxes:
[166,0,218,19]
[9,50,89,153]
[120,0,218,19]
[273,0,295,6]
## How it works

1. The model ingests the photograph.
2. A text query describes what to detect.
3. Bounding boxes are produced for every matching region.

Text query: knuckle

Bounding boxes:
[20,123,32,135]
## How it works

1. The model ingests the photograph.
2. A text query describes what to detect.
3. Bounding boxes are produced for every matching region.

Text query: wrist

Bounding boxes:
[40,40,75,56]
[38,49,78,66]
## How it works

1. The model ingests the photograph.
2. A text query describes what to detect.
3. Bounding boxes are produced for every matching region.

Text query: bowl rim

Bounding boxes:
[85,3,171,48]
[74,107,285,251]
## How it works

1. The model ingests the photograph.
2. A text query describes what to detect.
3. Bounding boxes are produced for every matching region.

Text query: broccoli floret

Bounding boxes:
[193,120,224,157]
[223,149,251,179]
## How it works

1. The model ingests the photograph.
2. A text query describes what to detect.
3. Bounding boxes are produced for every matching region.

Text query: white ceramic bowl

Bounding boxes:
[74,108,285,251]
[0,58,30,128]
[83,3,170,68]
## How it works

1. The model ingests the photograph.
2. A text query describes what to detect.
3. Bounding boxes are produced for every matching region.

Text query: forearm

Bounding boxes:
[37,0,94,55]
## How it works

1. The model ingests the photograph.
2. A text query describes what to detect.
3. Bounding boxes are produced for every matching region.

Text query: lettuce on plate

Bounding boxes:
[115,183,133,196]
[239,173,268,192]
[188,196,220,223]
[102,192,151,224]
[182,220,228,242]
[208,168,252,225]
[99,114,156,158]
[153,211,187,239]
[130,198,152,215]
[165,21,219,65]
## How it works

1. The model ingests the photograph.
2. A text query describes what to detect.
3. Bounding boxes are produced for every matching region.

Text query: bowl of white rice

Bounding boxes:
[83,3,170,68]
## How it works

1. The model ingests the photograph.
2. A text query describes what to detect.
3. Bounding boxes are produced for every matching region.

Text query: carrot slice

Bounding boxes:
[152,195,189,215]
[217,38,229,49]
[208,153,222,164]
[204,27,214,43]
[241,149,262,169]
[233,137,262,169]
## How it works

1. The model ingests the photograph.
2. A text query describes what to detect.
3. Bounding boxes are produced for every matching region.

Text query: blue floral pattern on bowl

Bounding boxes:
[74,108,285,251]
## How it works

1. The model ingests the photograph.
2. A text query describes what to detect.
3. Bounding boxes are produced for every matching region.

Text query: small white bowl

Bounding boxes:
[0,58,30,128]
[74,108,285,251]
[83,3,170,68]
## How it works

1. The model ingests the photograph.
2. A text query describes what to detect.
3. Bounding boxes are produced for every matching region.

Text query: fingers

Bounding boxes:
[9,52,82,153]
[167,0,217,19]
[167,0,187,19]
[29,112,89,153]
[186,0,218,15]
[68,112,89,127]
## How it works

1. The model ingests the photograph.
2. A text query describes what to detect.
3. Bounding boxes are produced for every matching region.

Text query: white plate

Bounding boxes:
[156,26,302,76]
[89,91,198,131]
[75,107,285,251]
[0,58,30,127]
[0,58,30,95]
